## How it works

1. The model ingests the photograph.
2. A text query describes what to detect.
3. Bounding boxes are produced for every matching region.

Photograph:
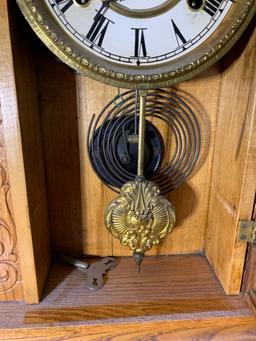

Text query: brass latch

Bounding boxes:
[238,220,256,243]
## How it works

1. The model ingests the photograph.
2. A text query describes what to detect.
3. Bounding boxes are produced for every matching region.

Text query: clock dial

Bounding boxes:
[17,0,255,88]
[46,0,232,66]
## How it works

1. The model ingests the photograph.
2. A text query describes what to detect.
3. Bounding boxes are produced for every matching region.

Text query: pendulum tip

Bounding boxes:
[133,251,144,273]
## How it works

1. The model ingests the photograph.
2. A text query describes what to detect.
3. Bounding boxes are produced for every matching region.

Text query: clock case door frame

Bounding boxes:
[0,0,255,304]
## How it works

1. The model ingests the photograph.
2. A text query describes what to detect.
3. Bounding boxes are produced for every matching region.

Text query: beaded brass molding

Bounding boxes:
[17,0,255,88]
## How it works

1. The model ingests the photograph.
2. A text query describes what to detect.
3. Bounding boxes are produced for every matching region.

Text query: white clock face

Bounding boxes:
[46,0,233,67]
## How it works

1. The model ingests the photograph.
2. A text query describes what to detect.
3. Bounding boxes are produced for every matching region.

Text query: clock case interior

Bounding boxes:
[0,1,256,328]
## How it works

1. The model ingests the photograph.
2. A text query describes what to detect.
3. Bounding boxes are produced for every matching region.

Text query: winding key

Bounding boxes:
[58,254,117,291]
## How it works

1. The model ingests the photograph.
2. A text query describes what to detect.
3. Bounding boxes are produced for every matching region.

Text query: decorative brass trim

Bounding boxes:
[16,0,256,88]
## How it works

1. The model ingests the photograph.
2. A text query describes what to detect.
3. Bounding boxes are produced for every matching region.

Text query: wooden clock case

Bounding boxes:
[0,1,255,339]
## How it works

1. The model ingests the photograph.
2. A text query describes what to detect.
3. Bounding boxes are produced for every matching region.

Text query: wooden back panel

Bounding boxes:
[77,71,220,257]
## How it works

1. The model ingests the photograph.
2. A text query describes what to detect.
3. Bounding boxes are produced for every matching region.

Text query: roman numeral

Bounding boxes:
[132,28,147,58]
[86,12,113,47]
[203,0,222,17]
[53,0,74,13]
[171,20,187,46]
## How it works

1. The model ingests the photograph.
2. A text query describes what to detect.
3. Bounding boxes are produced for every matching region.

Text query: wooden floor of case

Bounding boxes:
[0,255,256,340]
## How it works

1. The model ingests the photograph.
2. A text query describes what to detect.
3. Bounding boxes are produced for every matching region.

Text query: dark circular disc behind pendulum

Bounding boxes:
[88,117,163,189]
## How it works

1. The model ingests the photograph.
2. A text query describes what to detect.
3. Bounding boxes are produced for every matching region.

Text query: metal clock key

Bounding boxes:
[58,254,117,291]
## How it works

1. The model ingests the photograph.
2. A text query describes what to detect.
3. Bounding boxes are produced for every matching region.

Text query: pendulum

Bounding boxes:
[104,90,176,272]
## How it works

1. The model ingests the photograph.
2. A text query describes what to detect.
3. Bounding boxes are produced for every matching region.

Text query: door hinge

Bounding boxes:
[238,220,256,243]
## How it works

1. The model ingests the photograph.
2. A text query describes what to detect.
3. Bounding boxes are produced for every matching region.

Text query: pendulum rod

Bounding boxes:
[137,90,148,177]
[134,90,148,272]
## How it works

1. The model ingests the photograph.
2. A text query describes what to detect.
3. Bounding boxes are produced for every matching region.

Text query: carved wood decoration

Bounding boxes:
[0,105,23,301]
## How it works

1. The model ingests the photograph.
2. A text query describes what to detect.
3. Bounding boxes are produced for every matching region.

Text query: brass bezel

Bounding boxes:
[17,0,255,89]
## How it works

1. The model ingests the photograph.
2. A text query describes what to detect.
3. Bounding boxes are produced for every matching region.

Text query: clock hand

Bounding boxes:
[96,0,118,16]
[102,0,118,9]
[109,0,180,18]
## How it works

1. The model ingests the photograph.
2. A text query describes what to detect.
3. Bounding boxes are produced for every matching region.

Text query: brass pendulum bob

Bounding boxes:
[105,90,176,272]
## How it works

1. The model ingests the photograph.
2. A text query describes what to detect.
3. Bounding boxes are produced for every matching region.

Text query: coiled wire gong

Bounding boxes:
[87,88,201,194]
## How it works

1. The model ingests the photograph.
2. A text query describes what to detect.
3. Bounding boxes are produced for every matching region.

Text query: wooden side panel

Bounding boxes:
[0,0,50,303]
[205,29,256,294]
[8,2,51,302]
[36,49,84,256]
[77,66,221,256]
[0,0,30,301]
[0,104,23,301]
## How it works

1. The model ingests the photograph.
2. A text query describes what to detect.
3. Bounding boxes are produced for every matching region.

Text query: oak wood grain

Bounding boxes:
[22,255,250,325]
[1,314,256,340]
[0,255,254,339]
[8,0,51,302]
[205,27,256,295]
[36,49,84,256]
